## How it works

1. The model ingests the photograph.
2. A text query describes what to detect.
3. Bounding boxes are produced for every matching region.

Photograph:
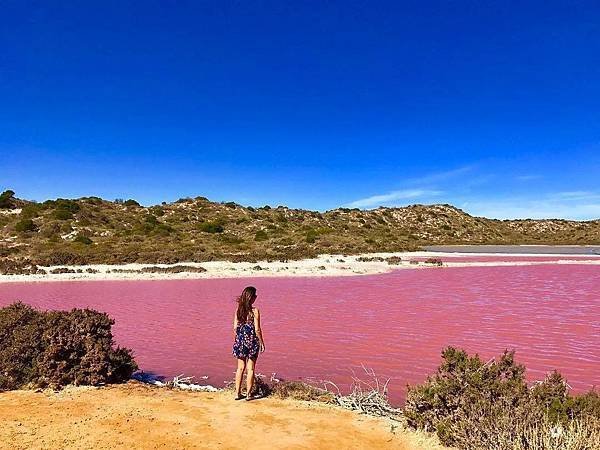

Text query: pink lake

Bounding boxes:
[1,263,598,405]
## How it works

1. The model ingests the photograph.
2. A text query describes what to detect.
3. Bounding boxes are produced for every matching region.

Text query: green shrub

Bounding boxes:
[224,201,237,209]
[0,302,137,390]
[404,347,600,449]
[57,199,80,213]
[149,206,164,217]
[145,214,159,225]
[0,190,15,208]
[198,221,224,233]
[254,230,268,241]
[123,199,140,207]
[53,209,73,220]
[15,219,37,233]
[74,234,93,245]
[305,229,318,243]
[220,234,244,244]
[81,196,103,205]
[43,198,80,213]
[153,223,172,236]
[20,203,42,219]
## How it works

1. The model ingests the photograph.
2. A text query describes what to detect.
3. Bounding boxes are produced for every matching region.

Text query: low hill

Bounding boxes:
[1,190,598,269]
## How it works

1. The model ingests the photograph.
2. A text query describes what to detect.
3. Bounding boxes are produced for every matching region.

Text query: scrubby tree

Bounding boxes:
[123,199,140,207]
[0,190,15,208]
[15,219,37,233]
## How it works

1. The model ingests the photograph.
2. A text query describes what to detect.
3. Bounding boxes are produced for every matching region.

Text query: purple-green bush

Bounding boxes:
[0,302,137,390]
[404,347,600,448]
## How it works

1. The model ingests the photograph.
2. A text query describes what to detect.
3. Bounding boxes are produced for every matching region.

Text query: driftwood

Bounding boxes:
[332,365,402,419]
[132,372,218,392]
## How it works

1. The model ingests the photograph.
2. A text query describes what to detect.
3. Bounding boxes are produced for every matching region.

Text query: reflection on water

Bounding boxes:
[1,263,598,405]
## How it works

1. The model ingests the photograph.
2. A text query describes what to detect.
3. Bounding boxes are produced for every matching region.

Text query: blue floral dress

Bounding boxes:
[232,309,260,359]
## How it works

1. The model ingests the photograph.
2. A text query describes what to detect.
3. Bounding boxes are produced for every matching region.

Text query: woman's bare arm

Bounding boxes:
[254,308,266,352]
[233,310,238,339]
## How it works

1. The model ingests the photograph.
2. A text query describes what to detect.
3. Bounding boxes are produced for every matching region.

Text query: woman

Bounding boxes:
[232,286,265,400]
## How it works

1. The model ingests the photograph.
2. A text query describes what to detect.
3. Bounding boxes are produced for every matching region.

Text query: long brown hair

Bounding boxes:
[236,286,257,323]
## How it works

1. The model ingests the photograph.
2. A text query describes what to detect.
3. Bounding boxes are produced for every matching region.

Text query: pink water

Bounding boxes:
[1,264,598,405]
[409,255,600,263]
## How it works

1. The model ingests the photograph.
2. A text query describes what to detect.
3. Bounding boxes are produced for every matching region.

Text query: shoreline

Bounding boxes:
[1,250,599,283]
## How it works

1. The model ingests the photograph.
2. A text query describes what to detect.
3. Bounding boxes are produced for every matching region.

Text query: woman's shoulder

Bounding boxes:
[252,306,260,315]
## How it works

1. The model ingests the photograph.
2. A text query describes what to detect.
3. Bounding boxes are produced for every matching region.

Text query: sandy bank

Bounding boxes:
[1,251,599,283]
[0,382,446,450]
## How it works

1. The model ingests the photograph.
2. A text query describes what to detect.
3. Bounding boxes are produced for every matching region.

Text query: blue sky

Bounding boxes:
[1,1,599,219]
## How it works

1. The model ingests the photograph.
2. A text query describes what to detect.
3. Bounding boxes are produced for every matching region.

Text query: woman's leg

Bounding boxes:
[245,357,257,398]
[235,358,247,397]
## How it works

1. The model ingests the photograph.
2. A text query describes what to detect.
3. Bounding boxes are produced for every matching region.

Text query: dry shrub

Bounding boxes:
[49,267,77,274]
[356,256,385,262]
[224,374,335,403]
[404,347,600,449]
[511,416,600,450]
[140,265,207,274]
[271,380,336,403]
[424,257,443,266]
[0,302,137,390]
[0,259,42,275]
[334,365,402,418]
[39,251,88,265]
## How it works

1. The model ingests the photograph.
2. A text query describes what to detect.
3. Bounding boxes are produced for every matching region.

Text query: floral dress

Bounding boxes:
[232,309,260,359]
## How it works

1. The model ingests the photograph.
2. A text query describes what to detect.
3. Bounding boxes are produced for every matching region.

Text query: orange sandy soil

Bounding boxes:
[0,382,446,450]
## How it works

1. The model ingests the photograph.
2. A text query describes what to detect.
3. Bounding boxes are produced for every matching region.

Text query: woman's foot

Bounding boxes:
[234,392,244,400]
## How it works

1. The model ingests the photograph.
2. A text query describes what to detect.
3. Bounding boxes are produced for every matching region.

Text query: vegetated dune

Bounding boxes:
[1,190,599,271]
[0,382,446,450]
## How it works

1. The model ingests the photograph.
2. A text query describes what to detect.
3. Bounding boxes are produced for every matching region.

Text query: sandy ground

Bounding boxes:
[1,251,599,283]
[0,382,446,450]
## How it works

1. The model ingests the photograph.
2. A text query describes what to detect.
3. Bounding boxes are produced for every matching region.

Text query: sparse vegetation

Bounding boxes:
[254,230,268,241]
[0,191,597,267]
[15,219,37,233]
[74,234,93,245]
[198,221,224,234]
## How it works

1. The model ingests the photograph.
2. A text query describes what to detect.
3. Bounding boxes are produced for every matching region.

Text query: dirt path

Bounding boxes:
[0,382,444,449]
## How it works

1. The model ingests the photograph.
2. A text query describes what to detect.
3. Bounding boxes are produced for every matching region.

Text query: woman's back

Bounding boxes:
[232,286,265,401]
[242,307,255,324]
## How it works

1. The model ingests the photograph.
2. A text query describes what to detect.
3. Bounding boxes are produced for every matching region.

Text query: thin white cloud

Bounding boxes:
[463,193,600,220]
[343,165,474,209]
[405,165,475,185]
[515,174,542,181]
[549,191,600,201]
[345,189,442,209]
